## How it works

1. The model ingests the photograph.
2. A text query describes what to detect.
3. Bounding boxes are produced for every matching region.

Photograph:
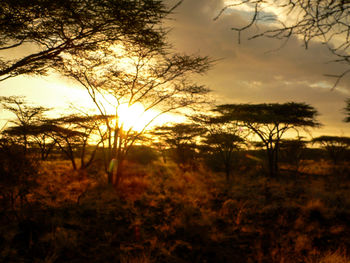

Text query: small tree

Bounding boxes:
[4,123,55,160]
[1,96,50,154]
[215,103,320,177]
[279,138,307,173]
[312,136,350,165]
[203,132,245,182]
[42,114,106,170]
[153,123,205,171]
[192,113,246,182]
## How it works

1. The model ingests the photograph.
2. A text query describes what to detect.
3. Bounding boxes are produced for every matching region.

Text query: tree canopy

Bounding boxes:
[58,41,211,185]
[214,102,320,177]
[0,0,168,81]
[312,135,350,165]
[215,103,320,127]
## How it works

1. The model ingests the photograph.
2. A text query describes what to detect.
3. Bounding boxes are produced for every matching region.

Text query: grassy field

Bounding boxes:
[1,158,350,262]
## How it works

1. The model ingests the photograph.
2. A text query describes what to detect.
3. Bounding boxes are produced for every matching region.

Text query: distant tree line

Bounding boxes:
[2,97,350,192]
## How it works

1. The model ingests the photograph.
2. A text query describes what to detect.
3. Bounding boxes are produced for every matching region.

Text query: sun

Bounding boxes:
[117,103,156,132]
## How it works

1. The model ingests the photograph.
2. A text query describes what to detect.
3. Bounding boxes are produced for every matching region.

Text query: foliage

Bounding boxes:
[50,114,107,170]
[0,0,169,81]
[279,138,307,173]
[1,96,51,154]
[193,112,247,181]
[214,103,320,177]
[153,123,205,171]
[60,43,211,186]
[312,135,350,165]
[126,145,159,165]
[1,157,350,262]
[0,139,38,211]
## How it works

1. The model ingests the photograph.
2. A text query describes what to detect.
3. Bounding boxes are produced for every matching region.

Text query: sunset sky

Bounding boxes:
[1,0,349,137]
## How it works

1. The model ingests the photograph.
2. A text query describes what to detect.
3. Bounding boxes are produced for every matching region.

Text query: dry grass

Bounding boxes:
[3,157,350,262]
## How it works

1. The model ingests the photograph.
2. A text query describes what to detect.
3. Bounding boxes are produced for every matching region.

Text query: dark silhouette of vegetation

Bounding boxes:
[2,2,350,262]
[1,96,50,155]
[59,44,211,186]
[154,123,205,171]
[193,113,247,182]
[0,138,38,211]
[214,103,320,177]
[0,0,170,81]
[203,132,245,182]
[50,114,106,170]
[312,135,350,165]
[279,138,307,173]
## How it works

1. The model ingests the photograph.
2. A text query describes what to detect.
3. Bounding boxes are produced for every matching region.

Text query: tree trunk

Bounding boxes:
[71,158,77,170]
[266,148,275,177]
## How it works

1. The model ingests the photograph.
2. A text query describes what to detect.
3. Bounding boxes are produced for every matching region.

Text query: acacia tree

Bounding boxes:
[279,138,307,173]
[3,123,55,160]
[203,133,245,182]
[215,103,320,177]
[0,96,50,154]
[0,0,170,81]
[42,114,107,170]
[59,45,211,186]
[192,113,246,182]
[312,136,350,165]
[217,0,350,86]
[153,123,205,171]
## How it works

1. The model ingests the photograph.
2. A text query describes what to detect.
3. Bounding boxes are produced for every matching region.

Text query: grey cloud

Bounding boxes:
[165,0,350,135]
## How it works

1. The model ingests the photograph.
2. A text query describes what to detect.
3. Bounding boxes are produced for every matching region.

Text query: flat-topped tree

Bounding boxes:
[0,0,168,81]
[215,102,320,177]
[312,136,350,165]
[0,96,50,154]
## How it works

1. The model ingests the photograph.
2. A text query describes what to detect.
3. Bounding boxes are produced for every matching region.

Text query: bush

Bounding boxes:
[0,140,39,210]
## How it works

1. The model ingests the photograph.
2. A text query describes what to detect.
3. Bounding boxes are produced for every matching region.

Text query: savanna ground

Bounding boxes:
[1,153,350,263]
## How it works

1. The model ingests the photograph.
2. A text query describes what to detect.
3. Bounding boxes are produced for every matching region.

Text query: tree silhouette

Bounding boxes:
[0,0,169,81]
[153,123,205,171]
[279,138,307,173]
[214,103,320,177]
[203,132,245,182]
[60,44,211,186]
[192,113,246,182]
[312,135,350,165]
[0,96,50,155]
[43,114,107,170]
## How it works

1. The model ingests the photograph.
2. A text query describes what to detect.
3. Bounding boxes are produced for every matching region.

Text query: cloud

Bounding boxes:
[165,0,350,135]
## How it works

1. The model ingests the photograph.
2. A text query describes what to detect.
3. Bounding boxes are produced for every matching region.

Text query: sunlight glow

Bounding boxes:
[118,103,146,132]
[116,103,186,132]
